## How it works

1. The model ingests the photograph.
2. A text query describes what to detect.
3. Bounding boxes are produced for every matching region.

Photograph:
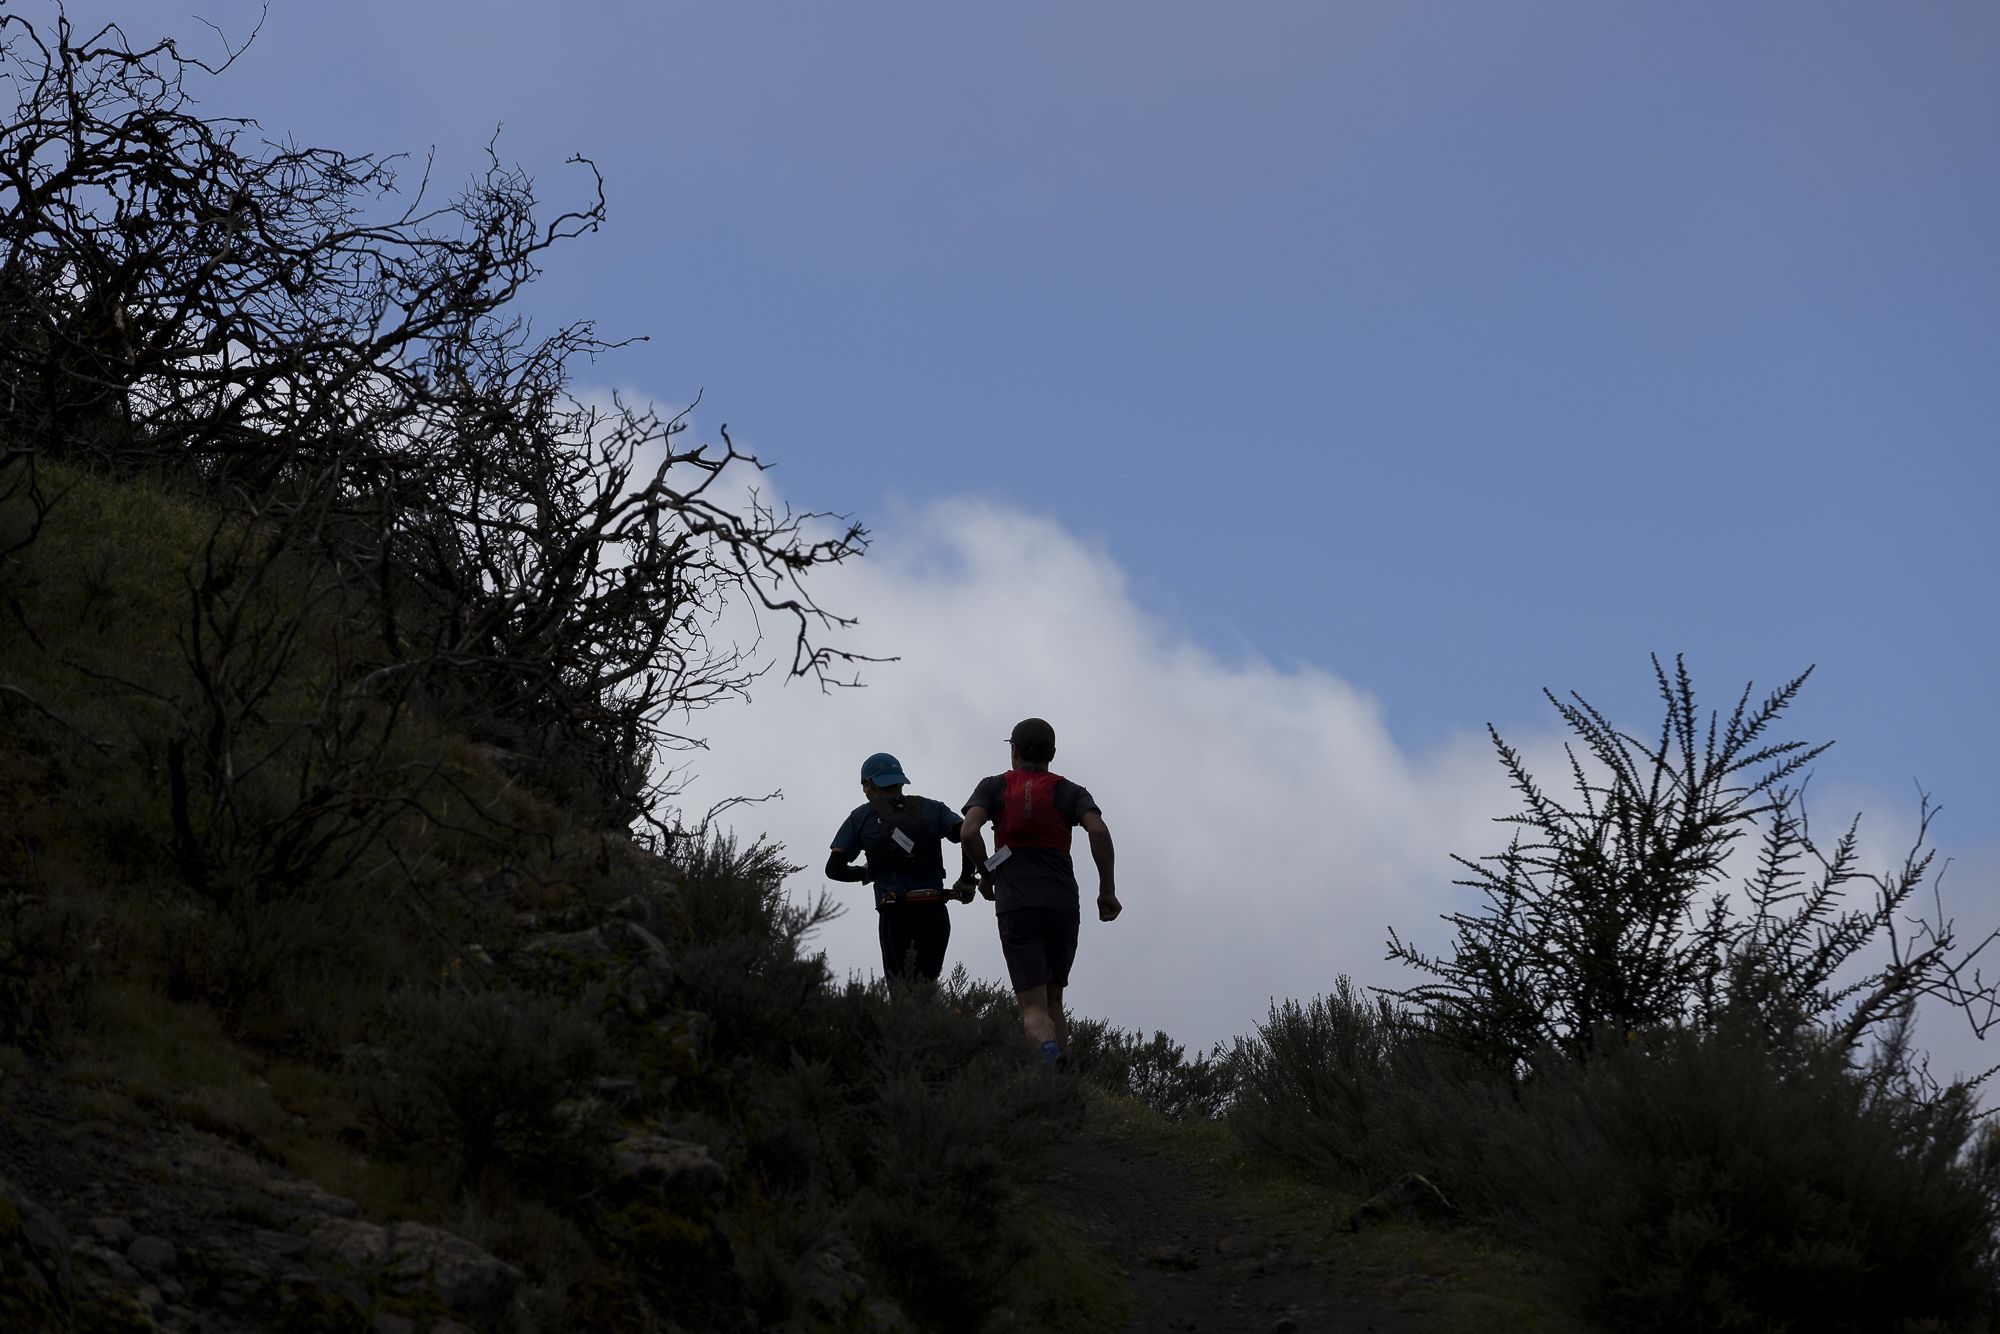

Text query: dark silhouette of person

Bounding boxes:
[827,751,979,980]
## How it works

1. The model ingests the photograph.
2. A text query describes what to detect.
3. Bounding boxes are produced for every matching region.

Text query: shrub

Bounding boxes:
[358,986,610,1186]
[1482,1025,2000,1333]
[1231,984,2000,1331]
[0,881,93,1056]
[830,973,1083,1329]
[1067,1017,1239,1121]
[674,857,1083,1334]
[152,885,395,1055]
[1228,978,1508,1191]
[668,831,840,1057]
[1387,656,1999,1079]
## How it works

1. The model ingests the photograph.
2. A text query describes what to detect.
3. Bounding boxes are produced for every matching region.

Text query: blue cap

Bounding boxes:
[860,752,910,787]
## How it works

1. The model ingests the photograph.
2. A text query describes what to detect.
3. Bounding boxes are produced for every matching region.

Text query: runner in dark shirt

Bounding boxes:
[826,751,979,981]
[960,717,1121,1064]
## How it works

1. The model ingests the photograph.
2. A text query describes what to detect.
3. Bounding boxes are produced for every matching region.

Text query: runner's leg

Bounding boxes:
[1017,984,1059,1046]
[1047,983,1069,1053]
[913,904,950,980]
[877,909,901,977]
[880,908,926,980]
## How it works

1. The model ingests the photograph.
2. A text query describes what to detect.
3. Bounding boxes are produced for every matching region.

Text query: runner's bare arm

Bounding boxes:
[1082,809,1120,921]
[960,807,996,900]
[946,807,980,899]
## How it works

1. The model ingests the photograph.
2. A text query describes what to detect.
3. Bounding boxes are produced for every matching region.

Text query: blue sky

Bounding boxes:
[62,2,2000,1054]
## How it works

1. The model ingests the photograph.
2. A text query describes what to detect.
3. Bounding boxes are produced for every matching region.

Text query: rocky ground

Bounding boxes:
[0,1067,525,1332]
[2,1048,1555,1334]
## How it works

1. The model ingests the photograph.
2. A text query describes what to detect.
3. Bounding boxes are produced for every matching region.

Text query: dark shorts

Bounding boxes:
[878,901,951,980]
[997,906,1080,993]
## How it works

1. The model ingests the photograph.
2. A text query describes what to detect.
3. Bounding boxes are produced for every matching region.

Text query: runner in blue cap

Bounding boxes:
[826,751,980,980]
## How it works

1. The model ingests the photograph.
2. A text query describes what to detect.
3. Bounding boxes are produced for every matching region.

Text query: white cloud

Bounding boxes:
[620,454,1998,1087]
[665,495,1524,1053]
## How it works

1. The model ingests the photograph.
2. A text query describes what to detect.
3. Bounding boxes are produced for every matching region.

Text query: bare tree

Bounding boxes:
[0,5,870,869]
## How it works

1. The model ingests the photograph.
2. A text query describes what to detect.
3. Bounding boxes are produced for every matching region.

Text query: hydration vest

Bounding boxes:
[994,770,1070,852]
[867,796,946,902]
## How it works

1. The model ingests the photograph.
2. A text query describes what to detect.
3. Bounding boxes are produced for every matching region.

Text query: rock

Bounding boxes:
[382,1221,523,1325]
[799,1238,868,1319]
[264,1178,361,1218]
[1271,1315,1301,1334]
[608,893,654,925]
[861,1294,919,1334]
[308,1215,389,1268]
[1215,1234,1247,1254]
[1148,1242,1199,1271]
[277,1273,371,1327]
[1345,1172,1458,1232]
[126,1234,178,1273]
[521,921,676,1016]
[656,1010,707,1052]
[307,1214,521,1322]
[89,1216,136,1247]
[613,919,670,960]
[591,1076,640,1097]
[252,1227,312,1257]
[0,1174,73,1320]
[523,926,613,963]
[69,1237,141,1284]
[609,1134,726,1195]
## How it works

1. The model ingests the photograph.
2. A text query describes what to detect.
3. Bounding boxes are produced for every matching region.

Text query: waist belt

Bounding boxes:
[892,888,949,904]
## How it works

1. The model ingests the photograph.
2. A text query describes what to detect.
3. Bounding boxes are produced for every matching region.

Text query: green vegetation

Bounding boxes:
[1085,1088,1585,1333]
[1065,663,2000,1332]
[1066,1017,1237,1122]
[0,463,1113,1327]
[9,10,1997,1333]
[1218,663,2000,1333]
[0,13,1106,1327]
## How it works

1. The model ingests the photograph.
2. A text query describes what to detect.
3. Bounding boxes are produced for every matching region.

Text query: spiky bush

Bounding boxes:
[1387,656,1998,1078]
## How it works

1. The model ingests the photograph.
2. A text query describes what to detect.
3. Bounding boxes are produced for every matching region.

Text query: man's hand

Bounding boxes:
[978,874,997,902]
[1097,888,1122,922]
[950,874,978,904]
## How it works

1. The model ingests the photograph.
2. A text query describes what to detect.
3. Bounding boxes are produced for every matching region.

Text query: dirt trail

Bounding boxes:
[1027,1123,1437,1334]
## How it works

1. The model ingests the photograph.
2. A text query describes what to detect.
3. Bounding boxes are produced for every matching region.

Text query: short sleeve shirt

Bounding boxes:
[963,772,1099,915]
[831,795,961,908]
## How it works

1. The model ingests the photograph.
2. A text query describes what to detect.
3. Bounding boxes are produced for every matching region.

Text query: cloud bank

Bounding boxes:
[641,474,1995,1086]
[666,496,1522,1053]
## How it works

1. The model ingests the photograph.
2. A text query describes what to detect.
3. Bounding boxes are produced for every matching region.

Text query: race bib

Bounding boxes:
[984,846,1012,871]
[890,828,915,853]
